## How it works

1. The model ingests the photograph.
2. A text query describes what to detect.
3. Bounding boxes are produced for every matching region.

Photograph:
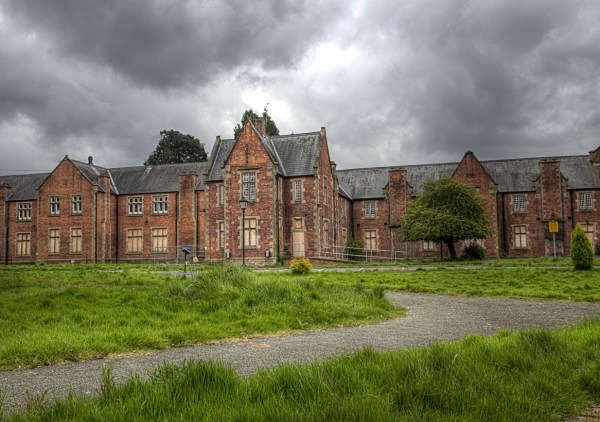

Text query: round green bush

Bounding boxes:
[290,256,313,274]
[571,224,593,270]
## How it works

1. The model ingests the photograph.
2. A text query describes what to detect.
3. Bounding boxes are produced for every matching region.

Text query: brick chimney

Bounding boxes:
[539,159,563,221]
[388,168,409,225]
[254,118,266,135]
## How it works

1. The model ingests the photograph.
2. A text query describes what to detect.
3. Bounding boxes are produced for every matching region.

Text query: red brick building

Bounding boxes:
[1,121,599,264]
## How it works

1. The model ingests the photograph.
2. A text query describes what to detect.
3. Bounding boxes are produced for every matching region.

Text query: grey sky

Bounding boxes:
[1,0,599,175]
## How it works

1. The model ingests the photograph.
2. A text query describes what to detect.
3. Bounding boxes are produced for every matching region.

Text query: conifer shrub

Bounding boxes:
[571,224,593,270]
[290,256,312,274]
[462,243,486,260]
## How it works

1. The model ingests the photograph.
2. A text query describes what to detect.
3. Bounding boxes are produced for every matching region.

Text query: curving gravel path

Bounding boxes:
[1,292,599,412]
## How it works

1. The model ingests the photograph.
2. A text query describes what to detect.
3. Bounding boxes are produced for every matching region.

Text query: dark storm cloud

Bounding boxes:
[5,0,343,89]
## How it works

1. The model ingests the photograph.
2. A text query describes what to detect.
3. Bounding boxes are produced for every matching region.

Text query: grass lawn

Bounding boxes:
[4,321,599,421]
[0,264,400,371]
[300,266,600,302]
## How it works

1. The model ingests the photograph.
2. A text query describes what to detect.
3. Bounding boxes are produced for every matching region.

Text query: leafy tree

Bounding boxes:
[234,105,280,139]
[571,224,593,270]
[144,130,207,166]
[398,177,491,260]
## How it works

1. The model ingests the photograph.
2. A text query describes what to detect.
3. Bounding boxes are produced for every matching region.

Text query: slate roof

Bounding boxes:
[0,173,48,201]
[71,159,117,193]
[205,130,322,181]
[109,162,207,194]
[338,154,600,200]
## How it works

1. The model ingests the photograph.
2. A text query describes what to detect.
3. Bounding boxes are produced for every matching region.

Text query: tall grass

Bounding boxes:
[0,264,400,370]
[303,266,600,301]
[5,321,599,421]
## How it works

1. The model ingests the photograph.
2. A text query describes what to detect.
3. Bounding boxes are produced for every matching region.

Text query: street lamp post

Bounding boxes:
[239,197,248,266]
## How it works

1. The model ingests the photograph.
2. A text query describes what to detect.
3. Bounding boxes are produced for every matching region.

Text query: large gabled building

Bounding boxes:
[1,120,599,264]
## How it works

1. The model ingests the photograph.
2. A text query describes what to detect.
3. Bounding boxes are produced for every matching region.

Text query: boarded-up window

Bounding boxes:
[423,240,435,251]
[323,220,330,247]
[152,228,168,253]
[127,228,143,253]
[514,226,527,248]
[70,227,82,254]
[244,218,257,247]
[16,233,31,257]
[365,229,377,251]
[48,228,60,254]
[217,221,225,249]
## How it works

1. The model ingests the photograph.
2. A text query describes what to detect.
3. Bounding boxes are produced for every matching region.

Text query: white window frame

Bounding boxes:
[294,180,302,203]
[364,202,376,219]
[152,195,168,215]
[128,197,143,215]
[71,194,82,215]
[218,185,225,206]
[17,202,32,221]
[242,172,256,201]
[512,194,525,213]
[49,196,60,216]
[423,240,435,251]
[579,192,592,210]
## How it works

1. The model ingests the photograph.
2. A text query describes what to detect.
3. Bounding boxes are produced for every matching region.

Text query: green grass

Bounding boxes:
[4,321,599,421]
[0,264,400,370]
[300,266,600,301]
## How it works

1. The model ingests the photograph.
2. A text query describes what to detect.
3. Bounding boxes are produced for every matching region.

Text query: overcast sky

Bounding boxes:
[1,0,599,175]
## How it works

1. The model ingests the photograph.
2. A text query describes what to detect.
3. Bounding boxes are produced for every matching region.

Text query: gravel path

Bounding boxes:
[1,292,599,412]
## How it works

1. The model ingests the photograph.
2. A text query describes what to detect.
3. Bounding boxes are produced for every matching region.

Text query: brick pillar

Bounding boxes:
[1,183,11,264]
[178,172,199,255]
[539,160,565,255]
[388,168,408,224]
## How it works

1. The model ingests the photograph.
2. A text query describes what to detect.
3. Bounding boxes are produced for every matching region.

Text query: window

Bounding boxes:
[218,185,225,206]
[323,220,330,248]
[126,228,143,253]
[294,180,302,203]
[514,225,527,248]
[364,202,376,218]
[70,227,82,254]
[242,172,256,200]
[152,227,168,253]
[341,228,347,248]
[48,228,60,254]
[243,218,257,247]
[70,195,82,215]
[49,196,60,215]
[128,197,143,215]
[512,194,525,213]
[423,241,435,251]
[17,202,32,221]
[581,223,595,246]
[217,221,225,249]
[579,192,592,210]
[324,177,328,205]
[341,201,347,218]
[365,230,377,251]
[294,218,304,230]
[152,195,168,215]
[16,233,31,257]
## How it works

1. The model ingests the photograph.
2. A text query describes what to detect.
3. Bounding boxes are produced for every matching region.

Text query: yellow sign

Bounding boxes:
[549,221,559,233]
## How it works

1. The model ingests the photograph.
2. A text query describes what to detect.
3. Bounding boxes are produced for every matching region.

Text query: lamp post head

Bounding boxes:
[239,197,248,210]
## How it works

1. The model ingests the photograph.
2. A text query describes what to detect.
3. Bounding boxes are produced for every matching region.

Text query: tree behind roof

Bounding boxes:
[144,130,208,166]
[234,105,280,139]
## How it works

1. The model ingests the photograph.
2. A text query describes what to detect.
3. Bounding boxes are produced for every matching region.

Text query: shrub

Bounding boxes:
[346,237,364,261]
[290,256,312,275]
[571,224,593,270]
[462,243,485,260]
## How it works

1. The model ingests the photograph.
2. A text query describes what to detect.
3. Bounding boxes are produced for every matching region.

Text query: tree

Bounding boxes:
[233,105,280,139]
[398,177,491,260]
[571,224,593,270]
[144,130,208,166]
